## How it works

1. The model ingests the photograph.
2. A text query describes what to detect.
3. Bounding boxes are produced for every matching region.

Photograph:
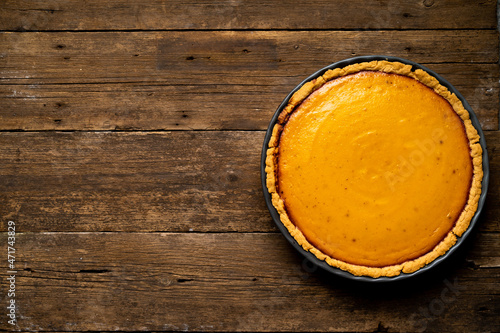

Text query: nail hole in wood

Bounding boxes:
[423,0,434,7]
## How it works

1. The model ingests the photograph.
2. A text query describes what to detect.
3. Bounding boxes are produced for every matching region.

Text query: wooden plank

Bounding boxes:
[0,0,496,31]
[1,63,497,131]
[1,31,497,85]
[0,232,498,332]
[481,131,500,234]
[0,131,498,233]
[0,131,272,233]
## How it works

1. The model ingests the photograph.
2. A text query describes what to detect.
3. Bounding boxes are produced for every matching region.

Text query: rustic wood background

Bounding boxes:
[0,1,499,332]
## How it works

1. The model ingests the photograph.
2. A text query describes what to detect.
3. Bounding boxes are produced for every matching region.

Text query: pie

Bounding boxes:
[265,60,483,277]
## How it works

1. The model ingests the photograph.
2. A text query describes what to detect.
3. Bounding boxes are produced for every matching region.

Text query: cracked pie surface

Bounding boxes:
[265,61,483,278]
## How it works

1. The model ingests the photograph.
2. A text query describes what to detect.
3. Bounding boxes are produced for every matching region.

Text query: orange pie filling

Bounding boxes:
[266,61,483,277]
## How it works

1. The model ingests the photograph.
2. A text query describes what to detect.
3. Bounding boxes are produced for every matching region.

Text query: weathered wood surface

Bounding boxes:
[1,64,498,131]
[1,31,498,130]
[0,131,269,233]
[2,31,497,82]
[0,1,498,332]
[0,0,496,31]
[0,232,498,332]
[0,131,498,234]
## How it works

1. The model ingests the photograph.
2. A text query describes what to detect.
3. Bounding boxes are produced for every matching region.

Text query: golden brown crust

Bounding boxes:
[266,60,483,278]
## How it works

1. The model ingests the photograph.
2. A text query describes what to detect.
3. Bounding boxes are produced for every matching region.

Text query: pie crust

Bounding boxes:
[265,60,483,277]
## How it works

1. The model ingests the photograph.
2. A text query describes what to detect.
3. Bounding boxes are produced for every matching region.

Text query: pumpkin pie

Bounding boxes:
[265,60,483,277]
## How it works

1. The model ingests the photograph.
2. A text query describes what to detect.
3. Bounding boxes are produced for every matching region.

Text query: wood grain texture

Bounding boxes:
[0,0,496,31]
[2,31,497,84]
[0,131,270,233]
[0,232,498,332]
[0,1,498,332]
[0,63,498,131]
[1,31,498,130]
[1,131,498,234]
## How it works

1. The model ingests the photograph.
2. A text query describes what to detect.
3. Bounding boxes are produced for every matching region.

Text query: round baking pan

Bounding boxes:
[260,55,490,282]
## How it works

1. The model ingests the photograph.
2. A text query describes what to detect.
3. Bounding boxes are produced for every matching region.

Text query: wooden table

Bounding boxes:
[0,1,498,332]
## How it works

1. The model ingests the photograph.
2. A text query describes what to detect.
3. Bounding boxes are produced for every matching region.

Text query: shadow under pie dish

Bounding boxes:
[262,56,488,280]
